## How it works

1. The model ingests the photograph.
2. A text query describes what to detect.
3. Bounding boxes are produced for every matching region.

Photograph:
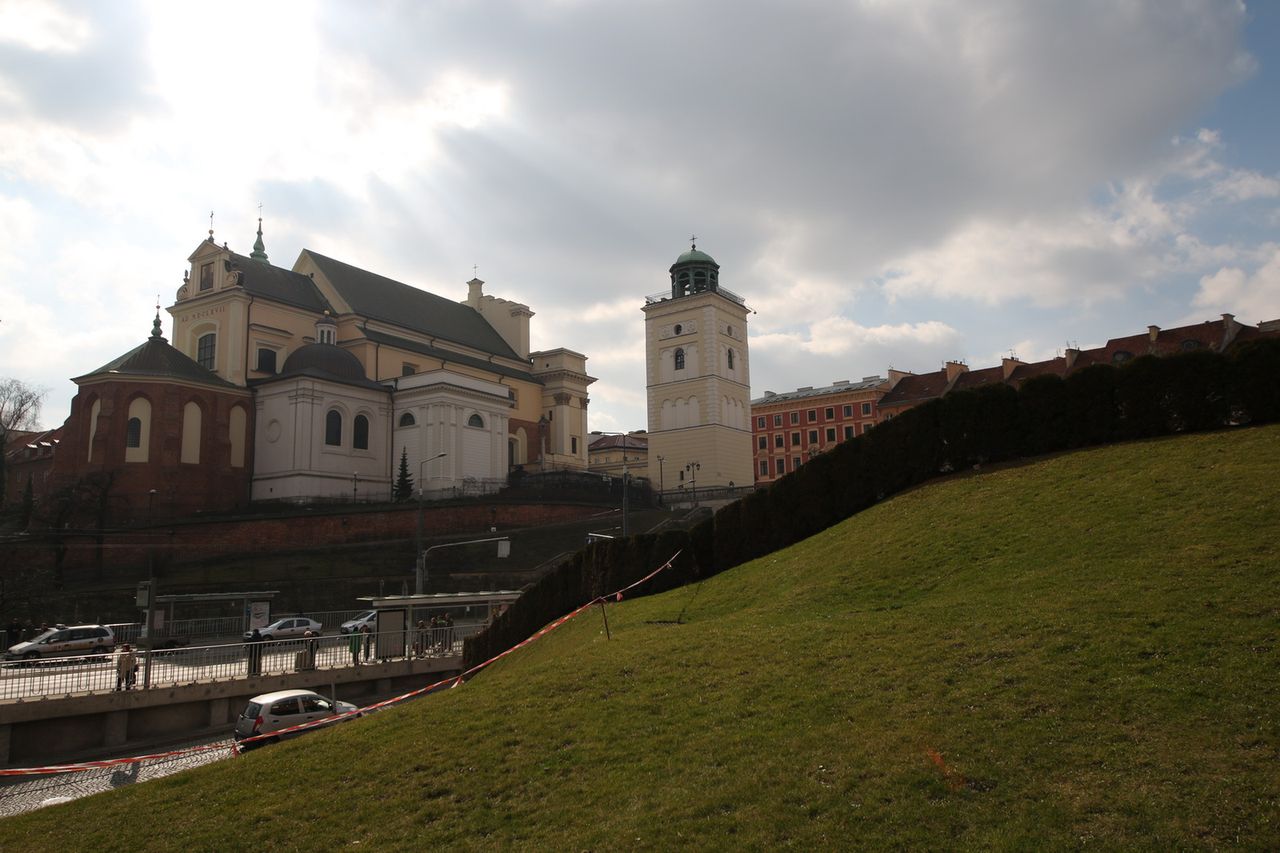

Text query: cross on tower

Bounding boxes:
[208,210,215,239]
[689,233,697,250]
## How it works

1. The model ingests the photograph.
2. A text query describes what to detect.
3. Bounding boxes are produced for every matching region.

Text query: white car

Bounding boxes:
[243,617,323,642]
[4,625,115,661]
[338,610,377,634]
[233,688,360,749]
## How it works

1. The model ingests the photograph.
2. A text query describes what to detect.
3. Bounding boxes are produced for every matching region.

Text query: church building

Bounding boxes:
[642,242,753,493]
[50,222,594,519]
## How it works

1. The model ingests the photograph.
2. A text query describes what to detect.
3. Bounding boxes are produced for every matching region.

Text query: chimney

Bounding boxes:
[467,277,485,306]
[944,361,968,383]
[1065,348,1079,369]
[887,369,913,389]
[1147,325,1160,343]
[1220,313,1242,350]
[1001,357,1024,380]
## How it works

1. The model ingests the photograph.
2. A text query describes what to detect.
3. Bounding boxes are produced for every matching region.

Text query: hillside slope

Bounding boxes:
[4,426,1278,849]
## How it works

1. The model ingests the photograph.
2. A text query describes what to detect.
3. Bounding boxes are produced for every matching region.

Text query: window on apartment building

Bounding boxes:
[825,407,834,419]
[757,436,767,449]
[861,402,872,416]
[793,456,800,470]
[844,425,854,440]
[774,434,784,448]
[843,405,852,417]
[756,416,766,429]
[776,458,786,475]
[826,427,836,442]
[773,414,782,427]
[807,410,816,422]
[790,412,799,425]
[791,432,800,446]
[808,429,818,443]
[759,460,769,476]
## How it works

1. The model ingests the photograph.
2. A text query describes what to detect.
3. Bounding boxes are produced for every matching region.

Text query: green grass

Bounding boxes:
[4,427,1279,850]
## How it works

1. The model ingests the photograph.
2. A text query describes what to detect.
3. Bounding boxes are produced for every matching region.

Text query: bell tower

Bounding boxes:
[643,240,752,495]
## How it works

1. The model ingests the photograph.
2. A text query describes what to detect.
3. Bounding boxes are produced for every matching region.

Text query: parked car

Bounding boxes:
[4,625,116,661]
[233,688,360,749]
[242,617,323,642]
[338,610,377,634]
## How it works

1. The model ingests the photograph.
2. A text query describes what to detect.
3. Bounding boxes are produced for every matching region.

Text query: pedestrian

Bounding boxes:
[348,628,361,667]
[115,643,138,691]
[360,623,373,662]
[247,628,263,676]
[428,615,439,653]
[442,612,454,654]
[302,629,318,671]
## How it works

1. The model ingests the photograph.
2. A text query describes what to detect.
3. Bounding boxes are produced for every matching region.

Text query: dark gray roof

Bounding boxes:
[257,343,386,391]
[304,251,520,360]
[226,250,332,313]
[361,328,539,384]
[751,377,885,406]
[74,335,240,389]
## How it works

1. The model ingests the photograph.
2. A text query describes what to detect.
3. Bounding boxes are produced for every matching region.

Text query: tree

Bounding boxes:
[393,448,414,502]
[0,378,47,506]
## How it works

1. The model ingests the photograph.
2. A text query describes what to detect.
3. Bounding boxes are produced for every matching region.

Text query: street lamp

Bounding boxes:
[657,455,665,503]
[415,452,448,594]
[352,472,358,503]
[685,461,700,507]
[594,432,634,538]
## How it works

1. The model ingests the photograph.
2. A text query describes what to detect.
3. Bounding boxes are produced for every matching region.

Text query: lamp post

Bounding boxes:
[657,455,665,503]
[685,461,700,507]
[415,452,448,594]
[352,472,358,503]
[594,432,634,538]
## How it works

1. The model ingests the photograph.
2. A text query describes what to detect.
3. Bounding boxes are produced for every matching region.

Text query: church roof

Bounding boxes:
[360,328,539,383]
[74,319,240,388]
[261,343,386,390]
[673,246,718,266]
[227,249,332,313]
[303,251,522,361]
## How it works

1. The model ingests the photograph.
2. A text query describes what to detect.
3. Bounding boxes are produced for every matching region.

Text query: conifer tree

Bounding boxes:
[394,448,414,502]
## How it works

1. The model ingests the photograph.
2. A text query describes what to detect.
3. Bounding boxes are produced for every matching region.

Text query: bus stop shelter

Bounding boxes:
[357,591,522,659]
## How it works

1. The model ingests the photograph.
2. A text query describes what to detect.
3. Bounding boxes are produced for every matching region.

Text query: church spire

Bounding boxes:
[250,215,269,262]
[150,298,166,341]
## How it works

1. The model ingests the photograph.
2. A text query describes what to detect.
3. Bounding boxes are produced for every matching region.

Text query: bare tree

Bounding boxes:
[1,377,48,505]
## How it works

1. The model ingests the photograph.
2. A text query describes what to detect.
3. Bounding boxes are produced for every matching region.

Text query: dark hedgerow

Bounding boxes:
[466,340,1280,669]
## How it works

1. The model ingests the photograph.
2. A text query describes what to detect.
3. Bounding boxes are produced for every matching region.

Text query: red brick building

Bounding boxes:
[751,377,886,484]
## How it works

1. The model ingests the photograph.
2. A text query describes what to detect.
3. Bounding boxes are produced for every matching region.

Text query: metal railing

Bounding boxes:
[0,625,483,703]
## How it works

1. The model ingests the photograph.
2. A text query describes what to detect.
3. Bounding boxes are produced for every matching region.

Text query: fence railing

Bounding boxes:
[0,625,483,703]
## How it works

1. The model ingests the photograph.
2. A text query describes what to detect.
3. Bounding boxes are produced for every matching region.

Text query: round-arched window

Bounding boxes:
[353,415,370,450]
[398,412,416,428]
[674,348,686,370]
[727,348,735,370]
[325,410,342,446]
[674,323,682,335]
[467,413,485,428]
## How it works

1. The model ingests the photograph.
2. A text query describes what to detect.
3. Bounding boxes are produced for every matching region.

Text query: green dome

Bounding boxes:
[674,247,717,266]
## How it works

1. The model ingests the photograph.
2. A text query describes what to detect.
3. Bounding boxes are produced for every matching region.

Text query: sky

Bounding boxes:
[2,0,1279,433]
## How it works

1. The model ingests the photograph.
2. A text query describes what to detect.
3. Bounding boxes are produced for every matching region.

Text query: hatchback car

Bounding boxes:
[233,688,360,749]
[338,610,377,634]
[242,617,323,642]
[4,625,115,661]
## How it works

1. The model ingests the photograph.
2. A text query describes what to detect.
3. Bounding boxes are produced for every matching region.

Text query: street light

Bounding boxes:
[594,432,634,538]
[352,472,358,503]
[685,461,700,507]
[657,455,665,503]
[415,452,448,594]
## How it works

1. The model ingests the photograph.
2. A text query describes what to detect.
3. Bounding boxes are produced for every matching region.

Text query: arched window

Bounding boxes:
[180,401,202,464]
[674,348,685,370]
[87,398,101,462]
[126,418,142,448]
[229,405,247,468]
[467,413,485,428]
[398,412,416,427]
[125,396,151,462]
[1112,350,1133,364]
[325,410,342,446]
[727,348,735,370]
[197,333,216,370]
[353,415,370,450]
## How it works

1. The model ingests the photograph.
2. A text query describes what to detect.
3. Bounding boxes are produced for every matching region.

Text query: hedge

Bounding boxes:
[463,337,1280,668]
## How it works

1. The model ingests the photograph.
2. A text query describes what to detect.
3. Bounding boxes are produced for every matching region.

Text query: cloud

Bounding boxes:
[1192,245,1280,323]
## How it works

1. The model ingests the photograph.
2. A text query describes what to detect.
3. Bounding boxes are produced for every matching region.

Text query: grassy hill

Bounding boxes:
[4,426,1278,849]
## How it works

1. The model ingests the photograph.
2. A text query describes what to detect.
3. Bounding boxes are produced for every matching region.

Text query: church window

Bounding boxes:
[674,324,682,335]
[126,418,142,448]
[571,436,578,454]
[398,412,416,428]
[353,415,370,450]
[181,401,202,464]
[125,396,151,462]
[467,413,485,428]
[229,406,246,468]
[197,333,216,370]
[325,410,342,446]
[402,363,416,376]
[199,262,213,292]
[256,348,277,373]
[727,349,735,370]
[674,348,685,370]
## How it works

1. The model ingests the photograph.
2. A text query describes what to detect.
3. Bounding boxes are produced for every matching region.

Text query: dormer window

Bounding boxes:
[199,262,213,292]
[197,333,216,370]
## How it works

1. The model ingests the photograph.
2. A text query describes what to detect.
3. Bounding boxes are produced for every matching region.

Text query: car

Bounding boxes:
[338,610,377,634]
[233,688,360,749]
[4,624,116,661]
[242,617,323,642]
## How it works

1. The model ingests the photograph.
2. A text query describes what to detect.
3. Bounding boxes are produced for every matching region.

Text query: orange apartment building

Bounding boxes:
[750,376,886,484]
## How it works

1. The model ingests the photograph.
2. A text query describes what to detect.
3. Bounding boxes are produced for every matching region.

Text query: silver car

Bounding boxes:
[5,625,115,661]
[242,617,323,642]
[233,688,360,749]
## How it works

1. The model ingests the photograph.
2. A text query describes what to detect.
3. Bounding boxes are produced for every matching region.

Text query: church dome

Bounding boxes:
[674,246,717,266]
[280,343,367,382]
[668,240,721,298]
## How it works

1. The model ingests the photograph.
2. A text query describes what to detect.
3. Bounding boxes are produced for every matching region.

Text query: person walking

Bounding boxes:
[360,623,373,662]
[348,628,361,667]
[247,628,263,676]
[442,612,454,655]
[115,644,138,691]
[302,629,318,671]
